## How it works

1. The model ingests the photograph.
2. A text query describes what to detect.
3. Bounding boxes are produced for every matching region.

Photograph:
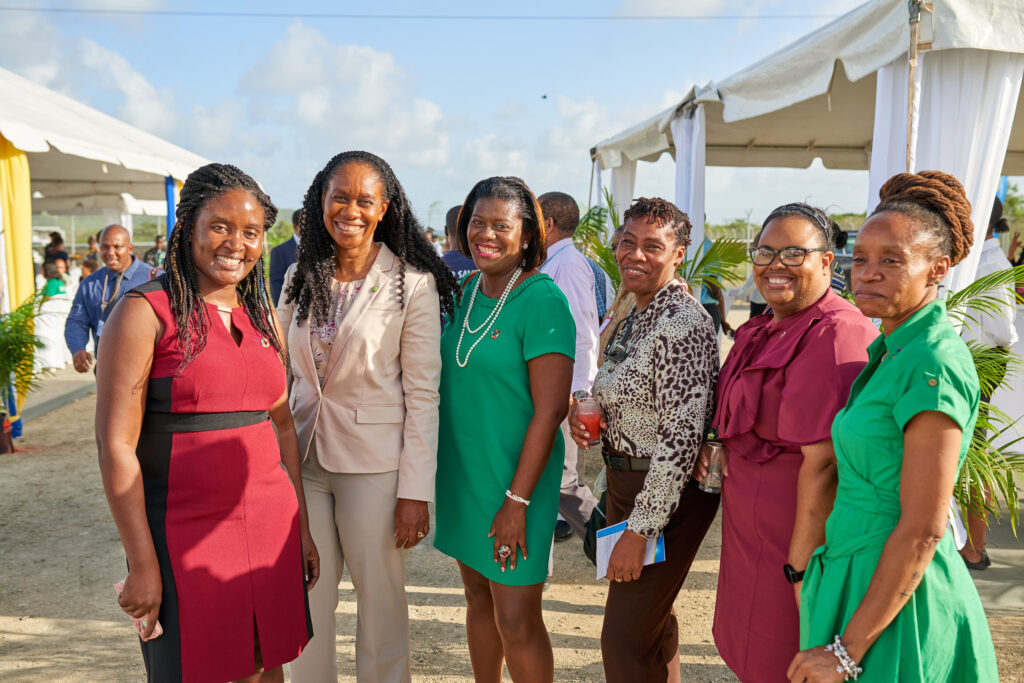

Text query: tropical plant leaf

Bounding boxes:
[679,237,748,290]
[0,292,50,407]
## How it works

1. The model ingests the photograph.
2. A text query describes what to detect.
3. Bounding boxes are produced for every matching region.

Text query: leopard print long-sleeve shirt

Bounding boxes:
[593,280,719,539]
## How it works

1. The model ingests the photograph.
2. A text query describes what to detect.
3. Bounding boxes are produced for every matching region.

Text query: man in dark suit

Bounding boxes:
[270,209,301,305]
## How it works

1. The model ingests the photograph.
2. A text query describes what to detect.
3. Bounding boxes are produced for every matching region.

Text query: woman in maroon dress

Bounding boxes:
[697,204,878,682]
[96,163,319,683]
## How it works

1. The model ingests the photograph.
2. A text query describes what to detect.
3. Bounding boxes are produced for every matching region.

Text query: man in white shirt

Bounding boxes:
[959,202,1018,570]
[539,192,600,540]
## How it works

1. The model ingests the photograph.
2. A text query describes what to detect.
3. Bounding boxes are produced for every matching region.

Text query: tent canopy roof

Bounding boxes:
[593,0,1024,173]
[0,65,208,212]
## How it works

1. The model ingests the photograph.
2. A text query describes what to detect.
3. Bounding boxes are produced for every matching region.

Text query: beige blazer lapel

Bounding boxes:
[291,313,321,397]
[321,244,395,380]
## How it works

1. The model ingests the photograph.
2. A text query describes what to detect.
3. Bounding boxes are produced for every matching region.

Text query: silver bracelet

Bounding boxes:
[505,489,530,506]
[824,635,863,681]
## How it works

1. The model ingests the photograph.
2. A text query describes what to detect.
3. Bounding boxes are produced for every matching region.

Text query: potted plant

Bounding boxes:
[0,293,47,453]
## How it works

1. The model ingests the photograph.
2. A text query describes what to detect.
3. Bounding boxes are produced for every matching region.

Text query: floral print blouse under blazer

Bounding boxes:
[593,280,719,538]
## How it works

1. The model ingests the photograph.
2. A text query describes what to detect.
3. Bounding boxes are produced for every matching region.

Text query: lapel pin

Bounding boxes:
[491,329,500,339]
[371,285,379,292]
[260,337,270,348]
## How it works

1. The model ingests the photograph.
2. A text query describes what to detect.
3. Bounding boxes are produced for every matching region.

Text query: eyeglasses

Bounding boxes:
[602,311,636,363]
[749,246,826,266]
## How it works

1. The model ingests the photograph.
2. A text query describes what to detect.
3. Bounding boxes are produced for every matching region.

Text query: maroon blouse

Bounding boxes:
[714,290,879,462]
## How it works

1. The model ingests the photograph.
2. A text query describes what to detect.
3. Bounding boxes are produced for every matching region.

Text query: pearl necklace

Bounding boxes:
[455,266,522,368]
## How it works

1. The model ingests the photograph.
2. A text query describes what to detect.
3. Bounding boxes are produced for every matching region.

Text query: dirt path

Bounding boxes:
[0,395,1020,681]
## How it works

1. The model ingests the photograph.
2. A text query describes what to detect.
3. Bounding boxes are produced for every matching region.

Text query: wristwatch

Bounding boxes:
[783,563,805,584]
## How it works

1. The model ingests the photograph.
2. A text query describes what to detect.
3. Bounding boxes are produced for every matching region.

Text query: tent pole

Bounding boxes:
[907,0,923,172]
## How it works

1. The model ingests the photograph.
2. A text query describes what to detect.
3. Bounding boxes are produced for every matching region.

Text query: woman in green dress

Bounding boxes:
[789,171,998,682]
[435,176,575,683]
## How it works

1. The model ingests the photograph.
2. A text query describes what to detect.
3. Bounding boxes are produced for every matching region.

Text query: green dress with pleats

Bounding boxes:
[801,300,998,681]
[434,272,575,586]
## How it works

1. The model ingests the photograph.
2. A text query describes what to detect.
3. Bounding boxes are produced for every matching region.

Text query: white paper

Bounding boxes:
[595,520,666,580]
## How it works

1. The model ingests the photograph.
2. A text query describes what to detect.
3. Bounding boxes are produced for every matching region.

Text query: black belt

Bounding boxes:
[142,410,269,433]
[602,445,650,472]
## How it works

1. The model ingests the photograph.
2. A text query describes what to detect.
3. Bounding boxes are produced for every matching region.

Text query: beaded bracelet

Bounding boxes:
[505,490,530,506]
[824,635,863,681]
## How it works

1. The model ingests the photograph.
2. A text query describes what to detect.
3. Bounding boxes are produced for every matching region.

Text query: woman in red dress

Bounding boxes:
[96,163,319,682]
[697,203,878,682]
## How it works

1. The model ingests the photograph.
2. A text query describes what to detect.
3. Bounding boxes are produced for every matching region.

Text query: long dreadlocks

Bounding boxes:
[284,150,459,327]
[165,163,283,373]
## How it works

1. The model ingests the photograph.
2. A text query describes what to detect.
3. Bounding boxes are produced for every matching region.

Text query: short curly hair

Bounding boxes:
[622,197,692,248]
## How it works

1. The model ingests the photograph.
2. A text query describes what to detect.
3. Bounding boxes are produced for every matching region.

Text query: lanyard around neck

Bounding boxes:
[101,266,128,312]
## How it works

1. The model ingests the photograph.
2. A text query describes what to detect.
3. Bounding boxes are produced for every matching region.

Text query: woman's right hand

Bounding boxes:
[691,440,729,482]
[568,402,607,450]
[118,562,162,641]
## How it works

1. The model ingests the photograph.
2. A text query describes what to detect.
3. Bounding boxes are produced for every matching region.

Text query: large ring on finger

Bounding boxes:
[498,544,512,559]
[614,577,623,582]
[417,531,425,538]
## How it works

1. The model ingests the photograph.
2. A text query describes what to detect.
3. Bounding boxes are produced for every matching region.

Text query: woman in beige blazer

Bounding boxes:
[278,151,459,683]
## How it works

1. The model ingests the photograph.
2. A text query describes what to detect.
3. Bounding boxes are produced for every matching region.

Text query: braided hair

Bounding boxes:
[760,202,844,250]
[284,151,459,327]
[165,163,282,373]
[872,171,974,266]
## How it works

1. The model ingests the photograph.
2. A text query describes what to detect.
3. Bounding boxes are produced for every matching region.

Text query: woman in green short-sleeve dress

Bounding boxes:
[435,177,575,682]
[791,172,997,682]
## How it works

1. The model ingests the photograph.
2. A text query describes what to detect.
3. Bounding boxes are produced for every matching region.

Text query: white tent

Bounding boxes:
[0,64,208,224]
[592,0,1024,292]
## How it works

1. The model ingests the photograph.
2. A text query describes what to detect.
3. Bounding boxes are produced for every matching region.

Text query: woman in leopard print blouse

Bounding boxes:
[569,197,719,682]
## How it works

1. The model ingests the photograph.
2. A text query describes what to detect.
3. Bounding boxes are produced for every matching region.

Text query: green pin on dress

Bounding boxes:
[370,285,379,292]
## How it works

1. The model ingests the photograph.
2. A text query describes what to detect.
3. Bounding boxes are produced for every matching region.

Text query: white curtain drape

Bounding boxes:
[592,158,609,236]
[609,159,636,227]
[867,58,920,213]
[914,48,1024,292]
[102,209,133,236]
[670,103,707,254]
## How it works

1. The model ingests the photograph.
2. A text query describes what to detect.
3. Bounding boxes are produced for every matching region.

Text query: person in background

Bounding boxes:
[790,171,997,682]
[587,255,615,320]
[830,230,850,296]
[42,261,67,300]
[44,232,71,272]
[698,203,879,682]
[54,256,71,287]
[598,225,633,359]
[142,234,166,268]
[538,191,600,543]
[65,224,157,373]
[727,271,768,319]
[425,229,444,257]
[281,151,457,682]
[80,258,99,283]
[698,237,733,337]
[570,197,718,682]
[958,196,1018,571]
[95,163,317,682]
[85,234,100,261]
[442,204,477,282]
[269,209,301,306]
[435,176,573,683]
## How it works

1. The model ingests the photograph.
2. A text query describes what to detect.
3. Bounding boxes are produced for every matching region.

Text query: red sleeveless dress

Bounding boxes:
[131,278,311,682]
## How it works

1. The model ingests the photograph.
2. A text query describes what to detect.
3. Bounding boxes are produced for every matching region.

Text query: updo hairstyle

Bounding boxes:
[872,171,974,266]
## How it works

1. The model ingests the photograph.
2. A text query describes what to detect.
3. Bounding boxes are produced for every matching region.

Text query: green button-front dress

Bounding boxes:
[434,272,575,586]
[801,300,998,681]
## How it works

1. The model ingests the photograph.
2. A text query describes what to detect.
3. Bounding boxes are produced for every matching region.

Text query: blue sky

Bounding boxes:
[2,0,877,225]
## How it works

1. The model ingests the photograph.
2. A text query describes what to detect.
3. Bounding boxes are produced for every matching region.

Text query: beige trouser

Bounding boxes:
[289,449,411,683]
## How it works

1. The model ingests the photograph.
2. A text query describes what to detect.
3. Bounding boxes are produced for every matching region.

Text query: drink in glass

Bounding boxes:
[576,397,602,448]
[699,439,725,494]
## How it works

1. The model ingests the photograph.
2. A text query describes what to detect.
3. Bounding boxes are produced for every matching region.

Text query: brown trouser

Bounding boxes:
[601,471,720,683]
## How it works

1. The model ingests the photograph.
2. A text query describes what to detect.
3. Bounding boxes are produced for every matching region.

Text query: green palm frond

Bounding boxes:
[679,237,748,290]
[950,267,1024,537]
[604,188,621,231]
[0,292,49,407]
[585,235,621,290]
[574,205,608,252]
[947,265,1024,328]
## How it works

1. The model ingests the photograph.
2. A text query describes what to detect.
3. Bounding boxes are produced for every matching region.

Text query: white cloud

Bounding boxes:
[0,11,67,89]
[238,21,449,168]
[77,38,177,138]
